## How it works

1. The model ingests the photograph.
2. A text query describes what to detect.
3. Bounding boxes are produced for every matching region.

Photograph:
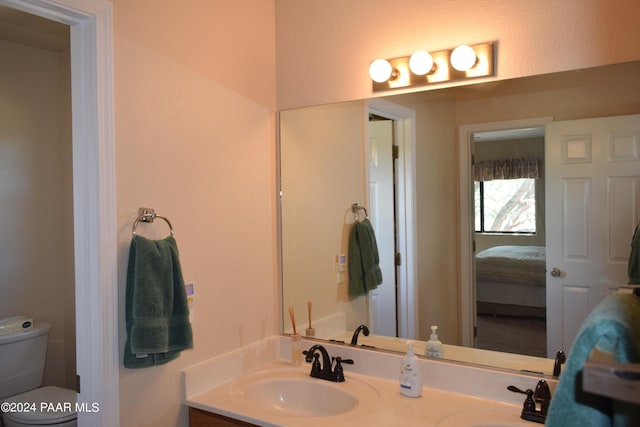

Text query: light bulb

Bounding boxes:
[369,59,393,83]
[450,45,477,71]
[409,50,435,76]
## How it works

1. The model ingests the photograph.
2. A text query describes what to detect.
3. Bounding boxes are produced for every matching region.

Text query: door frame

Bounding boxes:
[366,98,417,339]
[0,0,118,425]
[458,117,552,347]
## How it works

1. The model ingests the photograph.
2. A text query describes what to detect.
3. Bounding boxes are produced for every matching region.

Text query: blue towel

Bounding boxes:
[348,218,383,298]
[124,235,193,368]
[546,294,640,426]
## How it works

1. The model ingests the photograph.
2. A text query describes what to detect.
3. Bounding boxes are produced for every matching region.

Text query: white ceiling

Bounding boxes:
[0,5,69,51]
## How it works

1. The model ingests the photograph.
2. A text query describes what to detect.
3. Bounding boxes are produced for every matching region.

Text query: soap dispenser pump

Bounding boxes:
[425,325,443,358]
[399,342,422,397]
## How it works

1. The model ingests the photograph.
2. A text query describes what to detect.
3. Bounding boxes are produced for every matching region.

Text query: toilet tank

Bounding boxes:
[0,323,51,399]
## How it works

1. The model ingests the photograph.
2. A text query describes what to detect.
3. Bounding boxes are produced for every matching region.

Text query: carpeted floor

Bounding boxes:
[476,314,547,357]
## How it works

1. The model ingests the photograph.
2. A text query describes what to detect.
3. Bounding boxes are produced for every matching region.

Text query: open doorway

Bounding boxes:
[459,117,552,349]
[471,126,547,358]
[0,1,118,424]
[0,2,76,394]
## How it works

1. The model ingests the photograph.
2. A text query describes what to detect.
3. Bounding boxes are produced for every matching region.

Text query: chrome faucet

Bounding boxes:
[350,324,370,345]
[304,344,354,382]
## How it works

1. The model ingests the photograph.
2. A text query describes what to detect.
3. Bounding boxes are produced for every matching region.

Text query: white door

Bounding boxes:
[368,120,397,336]
[545,114,640,358]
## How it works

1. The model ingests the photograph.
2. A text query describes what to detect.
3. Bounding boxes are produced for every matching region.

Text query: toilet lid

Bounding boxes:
[3,386,77,424]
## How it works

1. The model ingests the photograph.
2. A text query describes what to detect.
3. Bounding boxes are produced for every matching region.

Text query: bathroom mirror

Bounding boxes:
[279,60,640,375]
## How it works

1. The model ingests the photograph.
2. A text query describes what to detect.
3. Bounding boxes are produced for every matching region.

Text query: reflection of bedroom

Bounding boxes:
[473,131,546,358]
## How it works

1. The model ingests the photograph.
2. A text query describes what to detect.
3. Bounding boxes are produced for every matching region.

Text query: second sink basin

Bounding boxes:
[229,366,379,418]
[435,408,531,427]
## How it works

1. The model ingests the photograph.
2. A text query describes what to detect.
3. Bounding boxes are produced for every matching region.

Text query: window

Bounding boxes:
[475,178,536,233]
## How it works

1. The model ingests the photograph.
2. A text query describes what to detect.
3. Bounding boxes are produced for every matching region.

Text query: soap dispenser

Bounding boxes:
[399,342,422,397]
[425,326,443,358]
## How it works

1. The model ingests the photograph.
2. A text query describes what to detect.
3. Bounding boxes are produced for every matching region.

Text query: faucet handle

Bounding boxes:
[534,379,551,415]
[302,352,321,374]
[333,357,354,382]
[334,356,355,369]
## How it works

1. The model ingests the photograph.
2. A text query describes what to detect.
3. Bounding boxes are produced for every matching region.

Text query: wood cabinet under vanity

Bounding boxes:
[189,407,258,427]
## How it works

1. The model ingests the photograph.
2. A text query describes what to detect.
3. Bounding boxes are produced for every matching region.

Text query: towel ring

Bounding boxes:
[132,207,174,237]
[350,203,368,223]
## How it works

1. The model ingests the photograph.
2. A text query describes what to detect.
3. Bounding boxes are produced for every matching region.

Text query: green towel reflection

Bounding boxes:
[348,218,383,298]
[629,225,639,285]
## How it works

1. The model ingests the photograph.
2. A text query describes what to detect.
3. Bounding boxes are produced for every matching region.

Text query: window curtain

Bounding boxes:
[474,158,542,181]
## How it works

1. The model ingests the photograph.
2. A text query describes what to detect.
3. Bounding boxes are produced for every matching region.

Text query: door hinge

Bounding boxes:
[474,325,478,338]
[471,154,475,165]
[76,374,81,393]
[392,145,399,159]
[395,252,402,266]
[473,240,476,252]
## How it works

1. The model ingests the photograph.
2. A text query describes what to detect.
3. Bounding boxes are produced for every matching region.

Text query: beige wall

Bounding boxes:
[109,1,640,426]
[113,1,276,426]
[275,0,640,109]
[0,41,75,390]
[280,101,368,335]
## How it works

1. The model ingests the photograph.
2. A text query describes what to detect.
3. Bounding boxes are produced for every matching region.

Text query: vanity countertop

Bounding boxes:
[185,360,532,427]
[183,336,552,427]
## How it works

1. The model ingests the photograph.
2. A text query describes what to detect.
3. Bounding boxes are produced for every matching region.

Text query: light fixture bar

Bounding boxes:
[371,42,495,92]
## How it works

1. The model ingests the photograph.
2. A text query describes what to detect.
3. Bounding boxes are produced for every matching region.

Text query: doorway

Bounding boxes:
[471,127,547,358]
[0,6,76,388]
[458,117,553,348]
[0,1,118,425]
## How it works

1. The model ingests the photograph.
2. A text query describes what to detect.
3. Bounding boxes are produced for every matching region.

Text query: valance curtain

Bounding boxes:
[474,158,542,182]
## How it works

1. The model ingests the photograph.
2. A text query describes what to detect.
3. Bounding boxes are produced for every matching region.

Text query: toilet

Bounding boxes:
[0,322,77,427]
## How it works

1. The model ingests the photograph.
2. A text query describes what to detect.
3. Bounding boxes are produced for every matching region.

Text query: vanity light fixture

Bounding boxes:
[370,41,495,92]
[450,45,477,71]
[408,50,435,76]
[368,58,396,83]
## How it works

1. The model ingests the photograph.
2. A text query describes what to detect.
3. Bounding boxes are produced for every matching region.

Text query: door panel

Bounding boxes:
[368,120,397,336]
[546,114,640,358]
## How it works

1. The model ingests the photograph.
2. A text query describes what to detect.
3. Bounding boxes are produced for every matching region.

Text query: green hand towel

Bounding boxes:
[348,218,383,299]
[629,225,639,285]
[546,294,640,427]
[124,235,193,368]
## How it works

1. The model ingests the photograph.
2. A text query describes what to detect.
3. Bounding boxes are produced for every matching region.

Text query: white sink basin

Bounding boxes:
[245,378,356,416]
[229,367,379,418]
[435,409,530,427]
